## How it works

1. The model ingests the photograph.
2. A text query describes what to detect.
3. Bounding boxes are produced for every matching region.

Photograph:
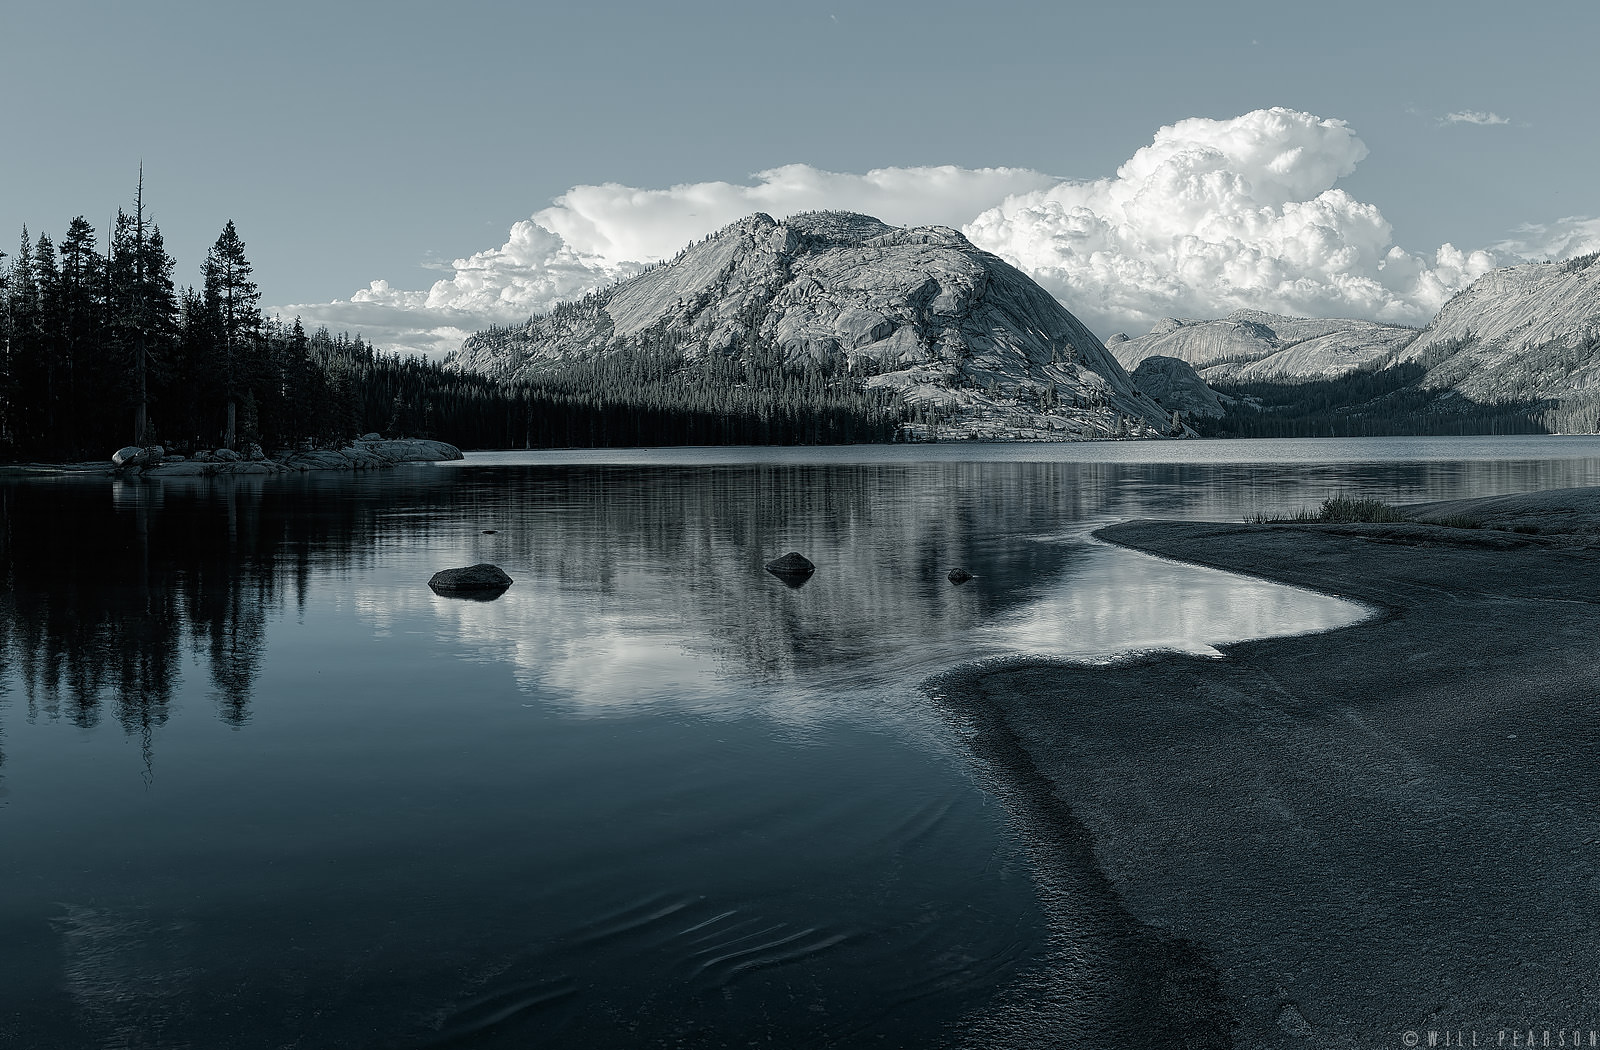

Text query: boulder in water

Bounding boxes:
[765,552,816,580]
[429,563,513,599]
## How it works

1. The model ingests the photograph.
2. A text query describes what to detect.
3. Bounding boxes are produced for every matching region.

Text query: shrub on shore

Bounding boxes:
[1246,496,1492,529]
[1246,496,1409,524]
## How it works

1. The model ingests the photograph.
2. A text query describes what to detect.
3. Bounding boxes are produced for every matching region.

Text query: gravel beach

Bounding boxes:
[939,487,1600,1048]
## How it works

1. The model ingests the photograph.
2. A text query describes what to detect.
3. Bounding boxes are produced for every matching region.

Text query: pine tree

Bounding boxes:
[202,220,261,448]
[109,207,178,448]
[52,217,105,452]
[3,229,41,451]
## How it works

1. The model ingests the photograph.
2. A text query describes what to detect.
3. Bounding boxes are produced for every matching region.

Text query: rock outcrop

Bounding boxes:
[111,445,164,467]
[448,211,1174,440]
[1130,356,1228,420]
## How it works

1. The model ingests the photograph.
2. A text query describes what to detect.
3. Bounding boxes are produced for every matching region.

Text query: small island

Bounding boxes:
[109,436,463,476]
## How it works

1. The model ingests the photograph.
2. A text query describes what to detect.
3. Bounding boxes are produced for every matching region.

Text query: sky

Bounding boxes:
[4,0,1598,356]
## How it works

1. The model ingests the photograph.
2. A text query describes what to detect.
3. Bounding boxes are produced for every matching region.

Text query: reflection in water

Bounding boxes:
[7,441,1600,768]
[4,440,1600,1048]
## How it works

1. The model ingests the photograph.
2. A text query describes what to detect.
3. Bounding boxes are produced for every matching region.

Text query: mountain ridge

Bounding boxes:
[1132,253,1600,436]
[447,211,1177,440]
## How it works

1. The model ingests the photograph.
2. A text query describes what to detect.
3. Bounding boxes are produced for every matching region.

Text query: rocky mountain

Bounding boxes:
[448,211,1176,440]
[1117,253,1600,436]
[1395,254,1600,410]
[1108,310,1419,384]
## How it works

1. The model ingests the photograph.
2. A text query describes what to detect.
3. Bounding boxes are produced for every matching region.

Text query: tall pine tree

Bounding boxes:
[202,220,260,449]
[109,186,177,447]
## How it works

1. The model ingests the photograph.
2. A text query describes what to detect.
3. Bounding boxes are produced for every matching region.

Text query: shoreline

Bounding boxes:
[938,488,1600,1047]
[0,438,463,478]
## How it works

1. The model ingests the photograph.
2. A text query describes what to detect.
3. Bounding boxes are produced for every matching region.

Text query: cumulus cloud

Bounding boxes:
[962,107,1514,333]
[533,163,1057,265]
[284,221,633,358]
[1442,110,1511,126]
[282,107,1597,356]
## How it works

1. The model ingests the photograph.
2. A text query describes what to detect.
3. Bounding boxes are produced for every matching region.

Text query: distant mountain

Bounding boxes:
[1115,254,1600,437]
[448,212,1176,440]
[1395,254,1600,410]
[1107,310,1418,383]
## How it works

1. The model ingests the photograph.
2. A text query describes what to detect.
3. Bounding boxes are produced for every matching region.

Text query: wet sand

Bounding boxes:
[938,487,1600,1048]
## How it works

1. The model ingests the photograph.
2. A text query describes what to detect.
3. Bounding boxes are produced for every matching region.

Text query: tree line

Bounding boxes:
[1196,361,1551,438]
[0,184,913,461]
[0,177,368,460]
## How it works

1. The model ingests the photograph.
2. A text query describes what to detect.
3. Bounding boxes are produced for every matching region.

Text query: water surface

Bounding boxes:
[5,436,1599,1047]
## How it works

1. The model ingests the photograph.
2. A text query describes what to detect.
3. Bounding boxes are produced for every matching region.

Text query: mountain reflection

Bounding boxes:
[4,446,1600,779]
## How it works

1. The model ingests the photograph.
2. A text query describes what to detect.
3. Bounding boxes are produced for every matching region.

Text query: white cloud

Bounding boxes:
[962,107,1511,333]
[1491,216,1600,261]
[1442,110,1511,126]
[528,164,1058,266]
[282,222,634,357]
[279,107,1596,356]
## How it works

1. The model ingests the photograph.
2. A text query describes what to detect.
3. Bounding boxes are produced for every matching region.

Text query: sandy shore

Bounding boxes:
[938,487,1600,1048]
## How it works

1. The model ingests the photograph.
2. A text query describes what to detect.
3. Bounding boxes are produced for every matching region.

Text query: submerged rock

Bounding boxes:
[429,563,513,598]
[947,568,974,584]
[765,552,816,579]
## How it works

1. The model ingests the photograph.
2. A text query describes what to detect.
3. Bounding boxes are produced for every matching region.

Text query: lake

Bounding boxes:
[5,436,1600,1048]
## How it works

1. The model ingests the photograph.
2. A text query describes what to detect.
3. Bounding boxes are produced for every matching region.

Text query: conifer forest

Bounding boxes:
[0,188,906,461]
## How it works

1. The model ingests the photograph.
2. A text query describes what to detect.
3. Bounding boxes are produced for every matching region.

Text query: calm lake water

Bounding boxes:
[5,435,1600,1048]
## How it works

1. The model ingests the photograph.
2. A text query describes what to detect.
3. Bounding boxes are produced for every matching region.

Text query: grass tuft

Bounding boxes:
[1426,514,1485,530]
[1246,495,1409,524]
[1315,496,1410,523]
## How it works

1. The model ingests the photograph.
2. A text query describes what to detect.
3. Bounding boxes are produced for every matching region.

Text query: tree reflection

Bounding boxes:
[0,473,417,775]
